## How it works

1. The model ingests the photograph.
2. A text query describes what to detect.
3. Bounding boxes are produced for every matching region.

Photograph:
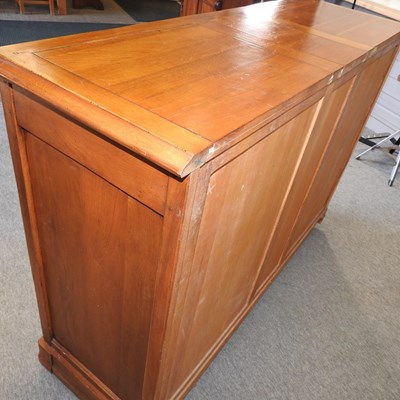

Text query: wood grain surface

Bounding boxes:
[0,0,399,176]
[0,1,399,400]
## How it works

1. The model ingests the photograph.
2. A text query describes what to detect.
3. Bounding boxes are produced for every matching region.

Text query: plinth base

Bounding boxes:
[38,338,117,400]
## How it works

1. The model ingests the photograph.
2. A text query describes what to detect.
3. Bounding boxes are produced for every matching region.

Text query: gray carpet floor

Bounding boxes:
[1,100,400,400]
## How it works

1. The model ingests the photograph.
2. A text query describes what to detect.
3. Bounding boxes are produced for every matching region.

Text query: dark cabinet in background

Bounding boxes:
[181,0,255,16]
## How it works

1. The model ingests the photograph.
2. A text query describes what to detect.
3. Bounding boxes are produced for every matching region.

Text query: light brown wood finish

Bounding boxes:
[0,1,398,176]
[252,78,355,296]
[0,2,399,400]
[26,132,164,399]
[14,89,169,215]
[285,47,399,262]
[165,102,321,397]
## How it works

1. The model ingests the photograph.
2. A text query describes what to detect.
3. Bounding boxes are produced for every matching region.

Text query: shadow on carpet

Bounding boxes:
[0,21,126,47]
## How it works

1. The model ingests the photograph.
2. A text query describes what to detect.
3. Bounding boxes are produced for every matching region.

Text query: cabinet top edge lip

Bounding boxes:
[0,1,399,178]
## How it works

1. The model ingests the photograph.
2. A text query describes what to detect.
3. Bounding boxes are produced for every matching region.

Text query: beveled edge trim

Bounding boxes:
[38,338,119,400]
[13,87,169,216]
[0,54,209,178]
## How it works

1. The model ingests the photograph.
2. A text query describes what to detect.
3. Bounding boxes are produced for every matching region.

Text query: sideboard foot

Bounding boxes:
[317,209,328,224]
[38,337,53,372]
[38,338,117,400]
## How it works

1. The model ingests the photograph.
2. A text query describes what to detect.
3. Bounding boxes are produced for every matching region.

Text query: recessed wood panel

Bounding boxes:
[166,102,320,397]
[25,133,163,400]
[286,47,397,258]
[38,24,231,82]
[252,77,354,296]
[135,53,328,140]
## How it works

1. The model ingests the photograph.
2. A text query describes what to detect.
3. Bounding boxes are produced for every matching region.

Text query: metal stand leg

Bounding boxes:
[388,150,400,187]
[356,130,400,160]
[356,130,400,187]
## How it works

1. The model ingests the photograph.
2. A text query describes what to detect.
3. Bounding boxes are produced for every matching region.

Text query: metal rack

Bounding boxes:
[356,130,400,186]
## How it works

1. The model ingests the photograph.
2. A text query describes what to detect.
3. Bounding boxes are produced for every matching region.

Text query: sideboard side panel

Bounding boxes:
[25,132,164,400]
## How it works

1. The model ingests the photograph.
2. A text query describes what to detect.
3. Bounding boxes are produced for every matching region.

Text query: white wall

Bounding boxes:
[366,51,400,134]
[343,0,400,20]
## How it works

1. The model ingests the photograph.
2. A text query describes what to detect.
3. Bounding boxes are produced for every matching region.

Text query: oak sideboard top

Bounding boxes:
[0,0,399,177]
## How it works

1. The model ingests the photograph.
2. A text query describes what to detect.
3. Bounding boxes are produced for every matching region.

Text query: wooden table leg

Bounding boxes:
[57,0,67,14]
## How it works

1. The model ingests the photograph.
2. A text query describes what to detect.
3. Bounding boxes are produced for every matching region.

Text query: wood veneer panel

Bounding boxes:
[39,25,239,89]
[134,51,331,141]
[286,47,397,257]
[25,134,163,399]
[252,77,355,296]
[114,44,272,101]
[207,8,367,66]
[165,102,320,398]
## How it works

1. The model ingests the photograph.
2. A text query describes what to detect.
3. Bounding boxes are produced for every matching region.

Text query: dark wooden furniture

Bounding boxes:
[1,2,399,399]
[57,0,66,14]
[181,0,254,16]
[72,0,104,10]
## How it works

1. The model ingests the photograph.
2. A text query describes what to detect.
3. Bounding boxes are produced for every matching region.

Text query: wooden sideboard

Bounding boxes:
[1,2,399,399]
[181,0,254,16]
